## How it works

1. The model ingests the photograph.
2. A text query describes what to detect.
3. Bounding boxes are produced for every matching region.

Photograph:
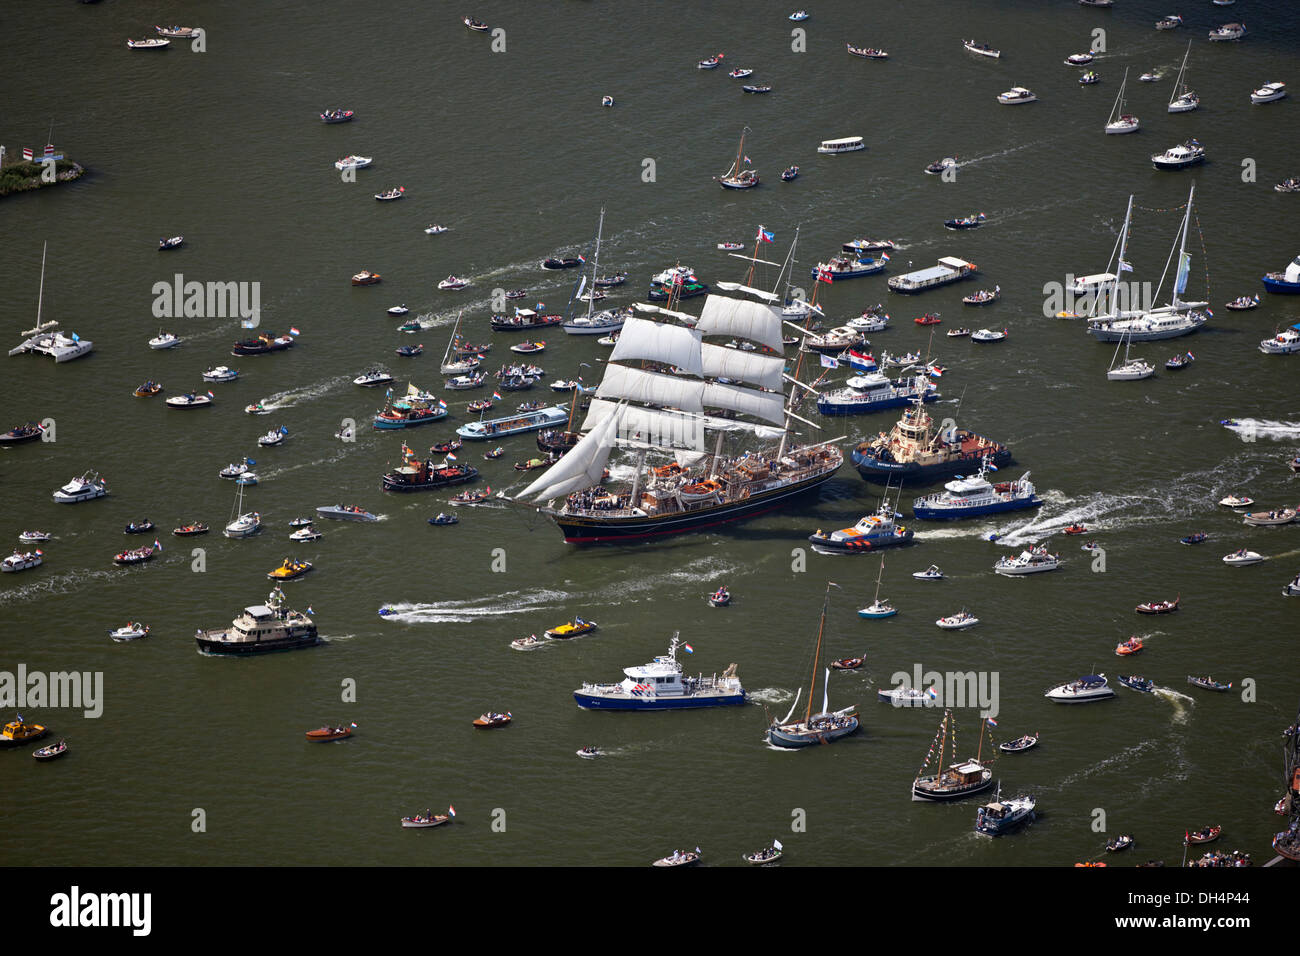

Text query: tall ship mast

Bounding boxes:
[518,231,844,544]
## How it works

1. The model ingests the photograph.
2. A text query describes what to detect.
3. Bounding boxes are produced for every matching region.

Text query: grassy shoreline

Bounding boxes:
[0,154,86,197]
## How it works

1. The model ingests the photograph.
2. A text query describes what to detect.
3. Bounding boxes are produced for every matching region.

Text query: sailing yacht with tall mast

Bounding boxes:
[9,242,94,363]
[768,583,860,747]
[517,230,844,544]
[1104,68,1140,134]
[1090,184,1208,341]
[858,555,897,618]
[1107,328,1155,380]
[716,127,759,189]
[564,208,628,336]
[223,482,261,538]
[1168,41,1200,112]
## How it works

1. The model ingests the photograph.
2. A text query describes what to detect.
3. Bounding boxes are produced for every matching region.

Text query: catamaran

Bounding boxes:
[9,243,93,364]
[1104,68,1140,134]
[515,229,844,543]
[768,583,860,747]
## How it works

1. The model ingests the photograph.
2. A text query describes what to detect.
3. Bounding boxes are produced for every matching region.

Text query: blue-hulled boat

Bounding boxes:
[1262,255,1300,294]
[810,255,887,281]
[808,499,913,553]
[975,792,1036,836]
[573,634,745,710]
[912,458,1040,520]
[1117,674,1155,693]
[817,371,938,416]
[851,397,1012,485]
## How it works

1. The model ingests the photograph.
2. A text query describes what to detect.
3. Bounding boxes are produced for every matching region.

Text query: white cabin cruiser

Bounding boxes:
[1260,329,1300,354]
[1251,82,1287,104]
[993,545,1059,575]
[573,635,744,710]
[334,155,373,170]
[1045,674,1115,703]
[109,622,149,642]
[1,551,43,573]
[912,565,944,580]
[149,330,181,349]
[936,609,978,630]
[52,471,108,503]
[878,686,933,706]
[997,87,1037,105]
[202,365,238,382]
[1151,140,1206,170]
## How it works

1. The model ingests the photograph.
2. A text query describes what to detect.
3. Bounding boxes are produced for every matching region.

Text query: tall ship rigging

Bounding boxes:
[517,228,844,544]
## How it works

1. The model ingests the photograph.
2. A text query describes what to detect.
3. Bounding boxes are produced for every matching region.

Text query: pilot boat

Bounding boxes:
[913,711,996,801]
[768,584,860,747]
[912,459,1040,520]
[195,586,319,655]
[1044,674,1115,703]
[808,499,913,553]
[544,617,598,640]
[574,634,744,710]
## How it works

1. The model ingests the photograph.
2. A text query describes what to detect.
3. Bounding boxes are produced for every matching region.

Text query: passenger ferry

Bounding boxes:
[573,635,745,710]
[456,405,568,440]
[817,372,938,416]
[993,545,1059,575]
[887,257,978,293]
[195,587,319,655]
[816,136,865,154]
[912,460,1040,520]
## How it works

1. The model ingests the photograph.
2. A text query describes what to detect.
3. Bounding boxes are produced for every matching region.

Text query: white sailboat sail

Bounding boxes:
[519,411,620,501]
[609,317,703,373]
[597,364,705,412]
[580,398,705,451]
[694,295,785,352]
[700,343,785,390]
[702,380,786,424]
[821,667,830,717]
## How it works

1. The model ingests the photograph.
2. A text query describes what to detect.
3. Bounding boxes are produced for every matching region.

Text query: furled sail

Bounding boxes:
[693,295,785,352]
[519,411,619,501]
[700,343,785,390]
[609,317,703,374]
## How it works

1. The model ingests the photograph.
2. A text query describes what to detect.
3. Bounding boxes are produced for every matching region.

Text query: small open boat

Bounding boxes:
[1165,352,1194,370]
[133,381,163,397]
[1115,637,1144,656]
[158,236,184,250]
[320,108,354,123]
[999,733,1039,753]
[914,312,942,326]
[1222,548,1264,567]
[1136,595,1179,615]
[1063,524,1088,535]
[109,622,149,642]
[1179,532,1209,545]
[267,558,313,581]
[374,187,405,201]
[1106,834,1134,852]
[124,520,155,534]
[428,513,459,526]
[781,166,799,181]
[173,522,209,536]
[577,746,604,759]
[473,712,512,728]
[1117,675,1155,693]
[305,723,355,742]
[33,739,68,761]
[1225,295,1260,311]
[912,565,944,580]
[743,842,783,865]
[127,38,170,50]
[18,531,51,543]
[510,634,546,651]
[708,587,731,607]
[936,610,978,630]
[653,849,701,867]
[1187,675,1231,692]
[402,806,455,828]
[463,16,489,32]
[846,44,888,59]
[396,344,424,357]
[829,656,865,671]
[1185,825,1222,846]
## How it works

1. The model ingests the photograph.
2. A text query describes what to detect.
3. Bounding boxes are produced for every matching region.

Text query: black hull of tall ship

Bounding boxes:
[852,446,1013,485]
[548,466,840,544]
[195,632,321,655]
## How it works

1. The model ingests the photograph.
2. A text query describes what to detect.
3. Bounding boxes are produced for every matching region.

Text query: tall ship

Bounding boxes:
[851,392,1011,485]
[912,458,1040,520]
[912,710,997,802]
[573,634,744,710]
[768,583,861,747]
[195,587,319,655]
[517,232,844,544]
[1088,187,1210,341]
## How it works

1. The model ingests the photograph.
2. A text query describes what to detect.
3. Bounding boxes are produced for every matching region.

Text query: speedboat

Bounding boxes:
[149,331,180,349]
[697,53,724,69]
[52,471,108,503]
[0,422,45,445]
[165,391,213,409]
[127,37,169,49]
[1225,295,1261,313]
[1117,675,1155,693]
[463,15,489,31]
[936,610,978,630]
[1116,637,1143,655]
[202,365,238,382]
[17,531,51,543]
[351,270,381,286]
[1065,53,1094,66]
[438,275,470,290]
[1251,82,1287,104]
[289,525,322,542]
[877,686,931,706]
[156,25,198,38]
[789,10,809,20]
[1151,140,1206,170]
[387,305,409,316]
[600,95,614,107]
[510,634,546,651]
[305,723,354,741]
[728,68,753,78]
[316,504,378,522]
[829,656,865,670]
[396,344,424,357]
[354,368,394,387]
[1283,573,1300,597]
[219,459,253,479]
[109,622,149,642]
[1222,548,1264,567]
[1045,674,1115,703]
[963,40,1000,59]
[912,565,944,580]
[424,224,449,234]
[742,85,772,94]
[997,87,1037,105]
[1219,495,1254,508]
[963,287,1000,305]
[944,213,985,230]
[976,794,1036,837]
[334,155,373,170]
[1179,532,1209,545]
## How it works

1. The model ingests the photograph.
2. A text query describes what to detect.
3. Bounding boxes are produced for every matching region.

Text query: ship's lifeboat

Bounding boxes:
[678,479,724,504]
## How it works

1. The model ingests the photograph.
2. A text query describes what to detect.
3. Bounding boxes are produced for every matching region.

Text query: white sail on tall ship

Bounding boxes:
[516,230,844,544]
[1089,184,1209,342]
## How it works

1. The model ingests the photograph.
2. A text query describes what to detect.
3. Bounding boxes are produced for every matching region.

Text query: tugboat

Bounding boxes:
[912,459,1040,520]
[195,587,319,655]
[768,584,859,747]
[575,634,744,710]
[975,792,1036,836]
[808,498,913,553]
[913,711,996,801]
[851,395,1011,484]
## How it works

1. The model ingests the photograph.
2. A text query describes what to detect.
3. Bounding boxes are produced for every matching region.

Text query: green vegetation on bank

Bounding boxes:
[0,156,85,197]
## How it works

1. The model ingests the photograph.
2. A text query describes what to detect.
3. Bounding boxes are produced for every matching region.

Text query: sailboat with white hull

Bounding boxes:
[1104,68,1140,134]
[223,482,261,538]
[1090,185,1209,342]
[1168,41,1200,112]
[716,127,759,189]
[518,231,844,544]
[563,209,628,336]
[768,583,861,747]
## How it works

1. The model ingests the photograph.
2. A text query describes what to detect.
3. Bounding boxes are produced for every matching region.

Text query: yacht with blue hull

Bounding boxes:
[912,460,1040,520]
[573,635,745,710]
[817,372,938,416]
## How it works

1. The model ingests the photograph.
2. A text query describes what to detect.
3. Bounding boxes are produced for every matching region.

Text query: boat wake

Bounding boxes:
[956,139,1052,168]
[377,587,572,624]
[1223,418,1300,441]
[257,374,351,410]
[748,687,795,706]
[0,568,120,607]
[1154,687,1195,724]
[258,444,364,480]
